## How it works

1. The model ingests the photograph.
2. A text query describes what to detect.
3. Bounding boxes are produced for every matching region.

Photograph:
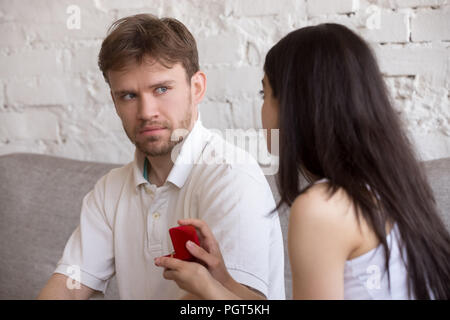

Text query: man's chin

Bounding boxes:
[135,140,175,157]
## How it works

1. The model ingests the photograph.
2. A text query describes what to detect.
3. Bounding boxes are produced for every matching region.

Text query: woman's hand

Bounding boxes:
[154,219,240,299]
[176,218,233,287]
[154,255,224,299]
[155,219,265,300]
[154,218,235,298]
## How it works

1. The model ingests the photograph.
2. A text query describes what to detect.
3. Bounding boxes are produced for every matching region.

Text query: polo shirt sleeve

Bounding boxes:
[54,174,115,294]
[197,165,285,299]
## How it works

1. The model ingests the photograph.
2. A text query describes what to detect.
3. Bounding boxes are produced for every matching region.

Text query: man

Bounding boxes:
[38,14,285,300]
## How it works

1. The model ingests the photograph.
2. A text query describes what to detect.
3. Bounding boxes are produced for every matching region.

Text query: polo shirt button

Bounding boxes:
[145,185,152,194]
[152,212,160,219]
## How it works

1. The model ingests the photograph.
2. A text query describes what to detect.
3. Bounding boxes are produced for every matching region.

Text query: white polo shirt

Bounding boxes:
[55,118,285,299]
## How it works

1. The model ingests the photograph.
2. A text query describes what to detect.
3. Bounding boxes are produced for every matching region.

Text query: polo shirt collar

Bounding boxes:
[132,118,211,190]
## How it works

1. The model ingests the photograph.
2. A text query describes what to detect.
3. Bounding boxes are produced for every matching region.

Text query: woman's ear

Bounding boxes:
[190,71,207,105]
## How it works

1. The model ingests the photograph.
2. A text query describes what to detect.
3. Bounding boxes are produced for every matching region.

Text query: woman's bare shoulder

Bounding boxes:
[290,182,355,222]
[289,182,362,255]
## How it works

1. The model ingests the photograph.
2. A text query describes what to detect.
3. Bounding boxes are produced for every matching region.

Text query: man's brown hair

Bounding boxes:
[98,14,199,84]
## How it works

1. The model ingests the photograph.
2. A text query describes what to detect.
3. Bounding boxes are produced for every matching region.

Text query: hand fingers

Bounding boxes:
[178,219,215,239]
[185,240,216,267]
[154,256,183,270]
[162,268,177,281]
[178,219,218,250]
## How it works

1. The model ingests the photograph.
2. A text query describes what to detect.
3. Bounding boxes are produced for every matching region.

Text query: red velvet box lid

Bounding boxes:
[166,225,200,261]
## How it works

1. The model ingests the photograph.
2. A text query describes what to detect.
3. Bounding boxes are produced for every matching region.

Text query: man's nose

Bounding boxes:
[137,94,160,120]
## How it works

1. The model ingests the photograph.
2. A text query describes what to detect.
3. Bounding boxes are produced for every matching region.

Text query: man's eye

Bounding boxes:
[155,87,168,95]
[122,93,136,101]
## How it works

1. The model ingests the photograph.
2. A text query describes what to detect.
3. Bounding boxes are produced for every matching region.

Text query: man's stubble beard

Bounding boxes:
[132,107,193,157]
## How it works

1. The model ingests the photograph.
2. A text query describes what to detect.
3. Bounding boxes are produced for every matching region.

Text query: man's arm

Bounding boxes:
[40,174,115,300]
[37,273,96,300]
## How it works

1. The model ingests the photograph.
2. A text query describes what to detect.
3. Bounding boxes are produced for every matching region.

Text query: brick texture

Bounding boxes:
[0,0,449,162]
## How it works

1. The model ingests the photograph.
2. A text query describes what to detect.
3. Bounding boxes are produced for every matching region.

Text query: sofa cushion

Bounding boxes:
[423,157,450,231]
[0,153,121,299]
[0,153,449,300]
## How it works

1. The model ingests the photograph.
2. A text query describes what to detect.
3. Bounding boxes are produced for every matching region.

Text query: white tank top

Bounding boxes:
[344,223,411,299]
[313,179,412,299]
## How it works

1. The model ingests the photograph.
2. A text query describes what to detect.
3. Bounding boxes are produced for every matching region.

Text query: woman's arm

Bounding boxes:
[288,184,360,299]
[155,219,266,300]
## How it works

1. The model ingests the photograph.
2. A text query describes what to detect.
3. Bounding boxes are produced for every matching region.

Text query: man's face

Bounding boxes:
[109,58,201,157]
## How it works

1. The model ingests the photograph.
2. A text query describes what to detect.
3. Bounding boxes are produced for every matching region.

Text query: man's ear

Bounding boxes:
[190,71,206,105]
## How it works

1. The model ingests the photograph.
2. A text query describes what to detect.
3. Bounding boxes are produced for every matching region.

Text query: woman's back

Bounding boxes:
[308,179,412,299]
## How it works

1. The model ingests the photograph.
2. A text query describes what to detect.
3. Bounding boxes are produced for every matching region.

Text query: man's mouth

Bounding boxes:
[139,126,167,136]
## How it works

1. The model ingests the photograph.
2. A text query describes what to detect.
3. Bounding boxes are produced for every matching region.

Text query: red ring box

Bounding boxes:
[164,225,200,261]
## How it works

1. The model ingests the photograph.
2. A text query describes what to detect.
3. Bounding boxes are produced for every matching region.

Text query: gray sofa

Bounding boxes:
[0,152,449,300]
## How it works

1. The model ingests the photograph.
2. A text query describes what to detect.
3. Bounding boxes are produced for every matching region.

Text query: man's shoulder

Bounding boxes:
[197,129,268,186]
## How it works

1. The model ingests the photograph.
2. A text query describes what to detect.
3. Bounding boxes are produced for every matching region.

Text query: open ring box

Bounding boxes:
[164,225,200,261]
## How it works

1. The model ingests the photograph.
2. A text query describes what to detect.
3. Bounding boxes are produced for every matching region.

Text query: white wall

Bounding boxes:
[0,0,449,164]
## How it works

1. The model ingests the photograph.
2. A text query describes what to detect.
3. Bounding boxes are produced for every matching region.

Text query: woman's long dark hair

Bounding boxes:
[264,23,450,299]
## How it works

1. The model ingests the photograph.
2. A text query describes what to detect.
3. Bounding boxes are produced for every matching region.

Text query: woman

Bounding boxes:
[154,23,450,299]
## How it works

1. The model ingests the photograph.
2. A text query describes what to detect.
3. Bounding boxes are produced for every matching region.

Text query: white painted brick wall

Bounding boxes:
[197,34,244,65]
[0,49,65,78]
[411,8,450,41]
[232,0,306,17]
[0,110,59,141]
[0,0,449,163]
[206,67,263,98]
[394,0,448,8]
[307,0,360,16]
[0,83,4,111]
[360,10,410,43]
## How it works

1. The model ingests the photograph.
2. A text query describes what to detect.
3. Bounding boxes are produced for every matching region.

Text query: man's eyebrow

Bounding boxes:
[148,80,176,89]
[113,80,176,96]
[113,89,134,96]
[261,79,265,87]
